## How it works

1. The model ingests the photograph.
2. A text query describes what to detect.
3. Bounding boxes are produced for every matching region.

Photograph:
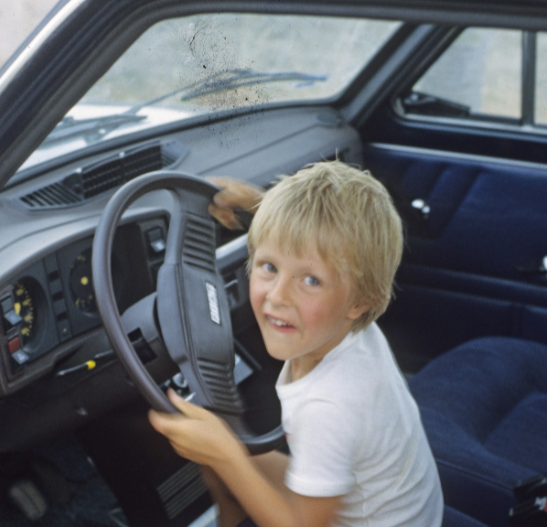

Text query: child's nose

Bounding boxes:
[267,276,292,306]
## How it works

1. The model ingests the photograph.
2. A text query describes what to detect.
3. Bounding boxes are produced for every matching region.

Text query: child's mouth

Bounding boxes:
[266,315,293,329]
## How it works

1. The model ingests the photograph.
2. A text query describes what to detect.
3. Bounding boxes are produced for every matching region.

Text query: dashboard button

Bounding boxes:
[3,309,22,328]
[53,298,67,316]
[8,336,21,354]
[49,279,63,296]
[2,295,22,330]
[11,350,29,365]
[1,295,14,313]
[151,239,166,253]
[147,227,166,254]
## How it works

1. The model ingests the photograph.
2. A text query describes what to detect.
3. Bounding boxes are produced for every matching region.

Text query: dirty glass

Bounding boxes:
[20,13,400,173]
[82,14,400,110]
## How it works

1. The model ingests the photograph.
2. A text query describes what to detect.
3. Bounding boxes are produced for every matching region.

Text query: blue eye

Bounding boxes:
[304,276,320,286]
[262,262,277,273]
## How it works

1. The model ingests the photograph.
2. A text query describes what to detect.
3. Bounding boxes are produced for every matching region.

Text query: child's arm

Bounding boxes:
[148,389,342,527]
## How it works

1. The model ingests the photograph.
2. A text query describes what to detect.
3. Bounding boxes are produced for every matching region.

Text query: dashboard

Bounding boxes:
[0,106,364,452]
[1,216,167,379]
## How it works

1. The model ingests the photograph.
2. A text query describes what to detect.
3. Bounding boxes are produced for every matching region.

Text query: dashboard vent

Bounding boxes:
[19,181,82,208]
[19,140,187,209]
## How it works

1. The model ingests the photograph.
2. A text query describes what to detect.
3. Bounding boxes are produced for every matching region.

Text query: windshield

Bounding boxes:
[19,13,400,173]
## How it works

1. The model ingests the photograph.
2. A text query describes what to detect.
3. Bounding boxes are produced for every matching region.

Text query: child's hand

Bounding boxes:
[207,176,263,230]
[148,389,248,467]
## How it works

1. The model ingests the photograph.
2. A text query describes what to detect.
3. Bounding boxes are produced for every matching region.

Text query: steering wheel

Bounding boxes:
[92,171,284,455]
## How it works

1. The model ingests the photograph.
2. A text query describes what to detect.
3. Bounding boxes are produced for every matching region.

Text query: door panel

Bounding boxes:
[362,144,547,371]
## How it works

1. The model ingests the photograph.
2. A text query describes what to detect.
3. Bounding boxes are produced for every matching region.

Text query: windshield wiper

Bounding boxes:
[43,69,327,146]
[181,68,327,101]
[126,68,328,114]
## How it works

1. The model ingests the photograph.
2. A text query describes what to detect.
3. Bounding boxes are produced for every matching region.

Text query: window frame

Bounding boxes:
[394,26,547,135]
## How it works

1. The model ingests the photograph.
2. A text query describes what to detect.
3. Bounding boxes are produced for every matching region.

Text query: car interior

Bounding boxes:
[0,1,546,527]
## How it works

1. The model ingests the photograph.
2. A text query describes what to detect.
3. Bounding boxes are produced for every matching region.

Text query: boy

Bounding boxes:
[148,161,443,527]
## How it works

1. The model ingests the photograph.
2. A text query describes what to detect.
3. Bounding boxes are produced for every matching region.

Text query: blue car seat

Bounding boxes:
[443,506,489,527]
[409,337,547,527]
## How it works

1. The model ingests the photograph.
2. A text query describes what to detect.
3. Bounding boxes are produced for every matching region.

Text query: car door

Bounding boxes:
[356,26,547,372]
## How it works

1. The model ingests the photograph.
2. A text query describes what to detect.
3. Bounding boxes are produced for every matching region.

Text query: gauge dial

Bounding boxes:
[69,248,97,313]
[12,280,36,345]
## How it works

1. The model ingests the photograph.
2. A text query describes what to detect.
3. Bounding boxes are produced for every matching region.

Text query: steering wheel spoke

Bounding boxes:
[156,188,244,416]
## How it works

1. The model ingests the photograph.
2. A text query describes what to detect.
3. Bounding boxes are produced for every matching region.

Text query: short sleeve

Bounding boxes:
[285,398,360,497]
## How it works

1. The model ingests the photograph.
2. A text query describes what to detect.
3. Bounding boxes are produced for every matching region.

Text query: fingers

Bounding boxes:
[147,390,248,467]
[147,407,196,444]
[147,407,175,437]
[166,387,191,411]
[147,390,200,431]
[167,388,211,419]
[147,409,196,460]
[208,203,244,230]
[206,176,263,230]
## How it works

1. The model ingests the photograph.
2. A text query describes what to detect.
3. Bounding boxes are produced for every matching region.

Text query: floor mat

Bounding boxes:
[0,433,124,527]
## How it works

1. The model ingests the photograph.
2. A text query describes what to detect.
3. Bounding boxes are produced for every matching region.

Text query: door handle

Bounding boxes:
[411,199,430,220]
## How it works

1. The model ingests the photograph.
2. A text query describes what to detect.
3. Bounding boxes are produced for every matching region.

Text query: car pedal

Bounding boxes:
[8,479,48,521]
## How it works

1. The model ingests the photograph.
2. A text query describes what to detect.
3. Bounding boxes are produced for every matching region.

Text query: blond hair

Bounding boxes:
[247,160,403,331]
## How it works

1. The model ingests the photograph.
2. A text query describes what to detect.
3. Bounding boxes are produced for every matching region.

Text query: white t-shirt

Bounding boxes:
[275,323,443,527]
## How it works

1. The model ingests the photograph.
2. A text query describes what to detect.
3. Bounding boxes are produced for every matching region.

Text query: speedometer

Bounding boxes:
[12,280,36,345]
[69,248,97,313]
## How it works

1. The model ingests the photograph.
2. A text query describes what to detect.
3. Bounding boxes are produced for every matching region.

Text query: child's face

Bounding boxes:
[249,238,367,368]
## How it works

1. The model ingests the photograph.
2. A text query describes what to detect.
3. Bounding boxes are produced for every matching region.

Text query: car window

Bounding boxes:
[416,28,521,119]
[401,26,547,131]
[407,28,522,120]
[21,13,400,173]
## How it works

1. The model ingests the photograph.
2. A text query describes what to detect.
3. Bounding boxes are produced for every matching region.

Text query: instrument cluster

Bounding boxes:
[0,217,167,380]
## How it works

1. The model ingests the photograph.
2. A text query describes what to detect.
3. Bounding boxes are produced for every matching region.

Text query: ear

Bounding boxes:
[347,297,370,321]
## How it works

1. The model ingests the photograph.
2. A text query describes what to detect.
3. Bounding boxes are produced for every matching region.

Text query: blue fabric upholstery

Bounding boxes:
[409,337,547,527]
[442,506,489,527]
[363,146,547,283]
